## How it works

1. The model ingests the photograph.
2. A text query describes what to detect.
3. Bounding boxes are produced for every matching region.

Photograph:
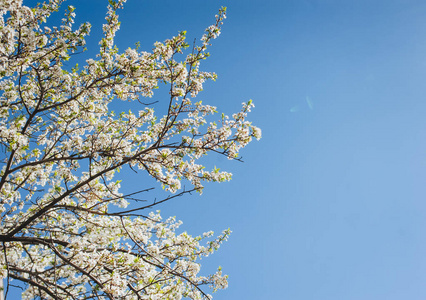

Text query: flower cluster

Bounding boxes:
[10,211,231,300]
[0,1,260,299]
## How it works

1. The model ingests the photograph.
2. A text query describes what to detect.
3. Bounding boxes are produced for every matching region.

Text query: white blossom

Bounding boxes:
[0,2,260,299]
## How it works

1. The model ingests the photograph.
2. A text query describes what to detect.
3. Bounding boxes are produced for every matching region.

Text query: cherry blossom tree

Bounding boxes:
[0,0,261,299]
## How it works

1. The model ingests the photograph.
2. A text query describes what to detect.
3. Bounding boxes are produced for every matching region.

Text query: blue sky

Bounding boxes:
[11,0,426,299]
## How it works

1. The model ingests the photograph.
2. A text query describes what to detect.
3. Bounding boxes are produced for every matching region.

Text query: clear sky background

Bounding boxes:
[11,0,426,299]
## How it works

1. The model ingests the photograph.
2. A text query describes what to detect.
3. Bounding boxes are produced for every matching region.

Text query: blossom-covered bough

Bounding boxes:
[0,0,261,299]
